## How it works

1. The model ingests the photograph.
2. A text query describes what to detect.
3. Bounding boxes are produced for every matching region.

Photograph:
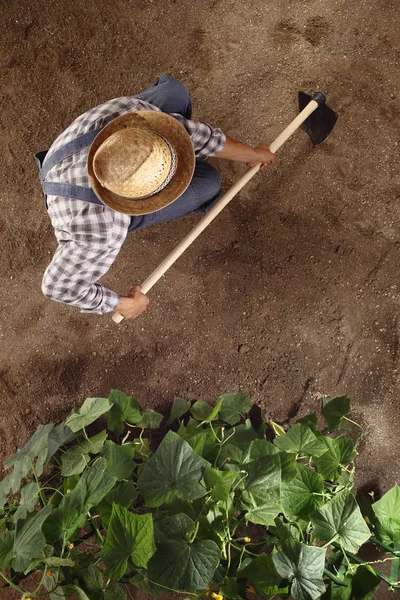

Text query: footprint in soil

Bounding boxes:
[303,15,330,45]
[273,15,330,46]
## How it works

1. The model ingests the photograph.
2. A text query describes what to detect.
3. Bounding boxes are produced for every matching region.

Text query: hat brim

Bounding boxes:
[87,111,195,215]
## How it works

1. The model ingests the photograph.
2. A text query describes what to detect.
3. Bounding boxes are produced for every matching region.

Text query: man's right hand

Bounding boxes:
[115,285,150,319]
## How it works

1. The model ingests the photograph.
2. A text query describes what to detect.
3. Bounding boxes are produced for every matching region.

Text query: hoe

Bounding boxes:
[112,91,338,323]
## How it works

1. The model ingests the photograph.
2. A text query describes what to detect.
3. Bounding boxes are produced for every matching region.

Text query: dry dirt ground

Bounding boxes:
[0,0,399,597]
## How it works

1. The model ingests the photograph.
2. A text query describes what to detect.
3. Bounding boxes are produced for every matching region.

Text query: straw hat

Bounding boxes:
[87,111,195,215]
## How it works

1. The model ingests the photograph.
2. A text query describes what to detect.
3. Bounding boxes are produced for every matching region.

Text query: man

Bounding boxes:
[37,75,275,320]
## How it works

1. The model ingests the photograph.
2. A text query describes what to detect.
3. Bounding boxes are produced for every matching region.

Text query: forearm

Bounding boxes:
[42,274,120,314]
[215,134,260,163]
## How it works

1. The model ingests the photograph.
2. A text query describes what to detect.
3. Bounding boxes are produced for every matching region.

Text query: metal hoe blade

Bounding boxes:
[299,91,338,145]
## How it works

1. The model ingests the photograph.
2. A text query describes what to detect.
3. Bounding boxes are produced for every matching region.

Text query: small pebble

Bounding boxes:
[238,344,250,353]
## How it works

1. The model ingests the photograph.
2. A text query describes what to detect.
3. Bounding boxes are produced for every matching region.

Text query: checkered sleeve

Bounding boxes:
[170,114,226,158]
[42,202,129,314]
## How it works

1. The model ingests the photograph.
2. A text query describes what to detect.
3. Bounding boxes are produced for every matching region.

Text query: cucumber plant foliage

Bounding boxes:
[0,391,398,600]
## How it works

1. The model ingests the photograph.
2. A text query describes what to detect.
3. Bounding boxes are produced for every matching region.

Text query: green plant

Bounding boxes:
[0,391,399,600]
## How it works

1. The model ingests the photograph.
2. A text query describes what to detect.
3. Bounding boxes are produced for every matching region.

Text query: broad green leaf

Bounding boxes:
[220,576,244,599]
[0,473,13,509]
[61,586,90,600]
[62,475,80,497]
[349,565,379,600]
[77,563,103,593]
[154,513,195,544]
[159,498,197,519]
[202,398,224,423]
[190,399,214,421]
[314,437,356,481]
[45,572,66,600]
[281,463,325,518]
[43,481,86,541]
[45,460,116,540]
[219,392,251,425]
[280,452,297,484]
[322,396,350,431]
[138,408,163,429]
[61,446,90,477]
[0,530,14,568]
[130,571,165,597]
[23,543,54,575]
[148,519,220,592]
[240,553,286,596]
[99,481,138,528]
[241,454,281,507]
[46,423,77,463]
[324,564,380,600]
[272,539,326,600]
[245,500,281,526]
[311,490,370,552]
[102,440,135,480]
[101,504,155,579]
[12,505,52,571]
[247,439,278,461]
[104,583,127,600]
[66,397,111,432]
[167,397,191,424]
[81,458,117,511]
[204,467,237,502]
[297,412,318,429]
[206,496,234,526]
[44,556,74,568]
[217,421,258,465]
[372,484,400,545]
[12,481,39,523]
[177,422,215,457]
[107,390,142,435]
[78,430,108,454]
[274,423,327,457]
[4,423,55,492]
[270,517,302,542]
[138,431,209,507]
[197,514,226,547]
[69,547,94,569]
[131,437,152,459]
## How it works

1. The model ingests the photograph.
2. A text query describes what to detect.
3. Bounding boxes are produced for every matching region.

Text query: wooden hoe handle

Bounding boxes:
[112,99,319,324]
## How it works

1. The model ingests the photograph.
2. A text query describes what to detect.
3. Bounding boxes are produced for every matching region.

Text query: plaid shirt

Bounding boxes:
[42,96,226,314]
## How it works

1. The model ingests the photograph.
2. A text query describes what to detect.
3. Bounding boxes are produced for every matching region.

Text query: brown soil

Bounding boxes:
[0,0,399,598]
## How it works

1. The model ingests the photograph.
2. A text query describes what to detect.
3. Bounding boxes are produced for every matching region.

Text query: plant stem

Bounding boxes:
[33,568,48,594]
[30,459,47,506]
[40,487,64,497]
[370,536,400,557]
[88,513,104,544]
[146,577,198,596]
[0,570,27,594]
[323,534,339,548]
[323,568,348,587]
[188,521,199,544]
[227,539,232,573]
[230,542,260,558]
[343,416,363,429]
[332,542,400,589]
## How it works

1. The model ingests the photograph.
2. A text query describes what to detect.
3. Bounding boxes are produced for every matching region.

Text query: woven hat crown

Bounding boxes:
[93,127,172,198]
